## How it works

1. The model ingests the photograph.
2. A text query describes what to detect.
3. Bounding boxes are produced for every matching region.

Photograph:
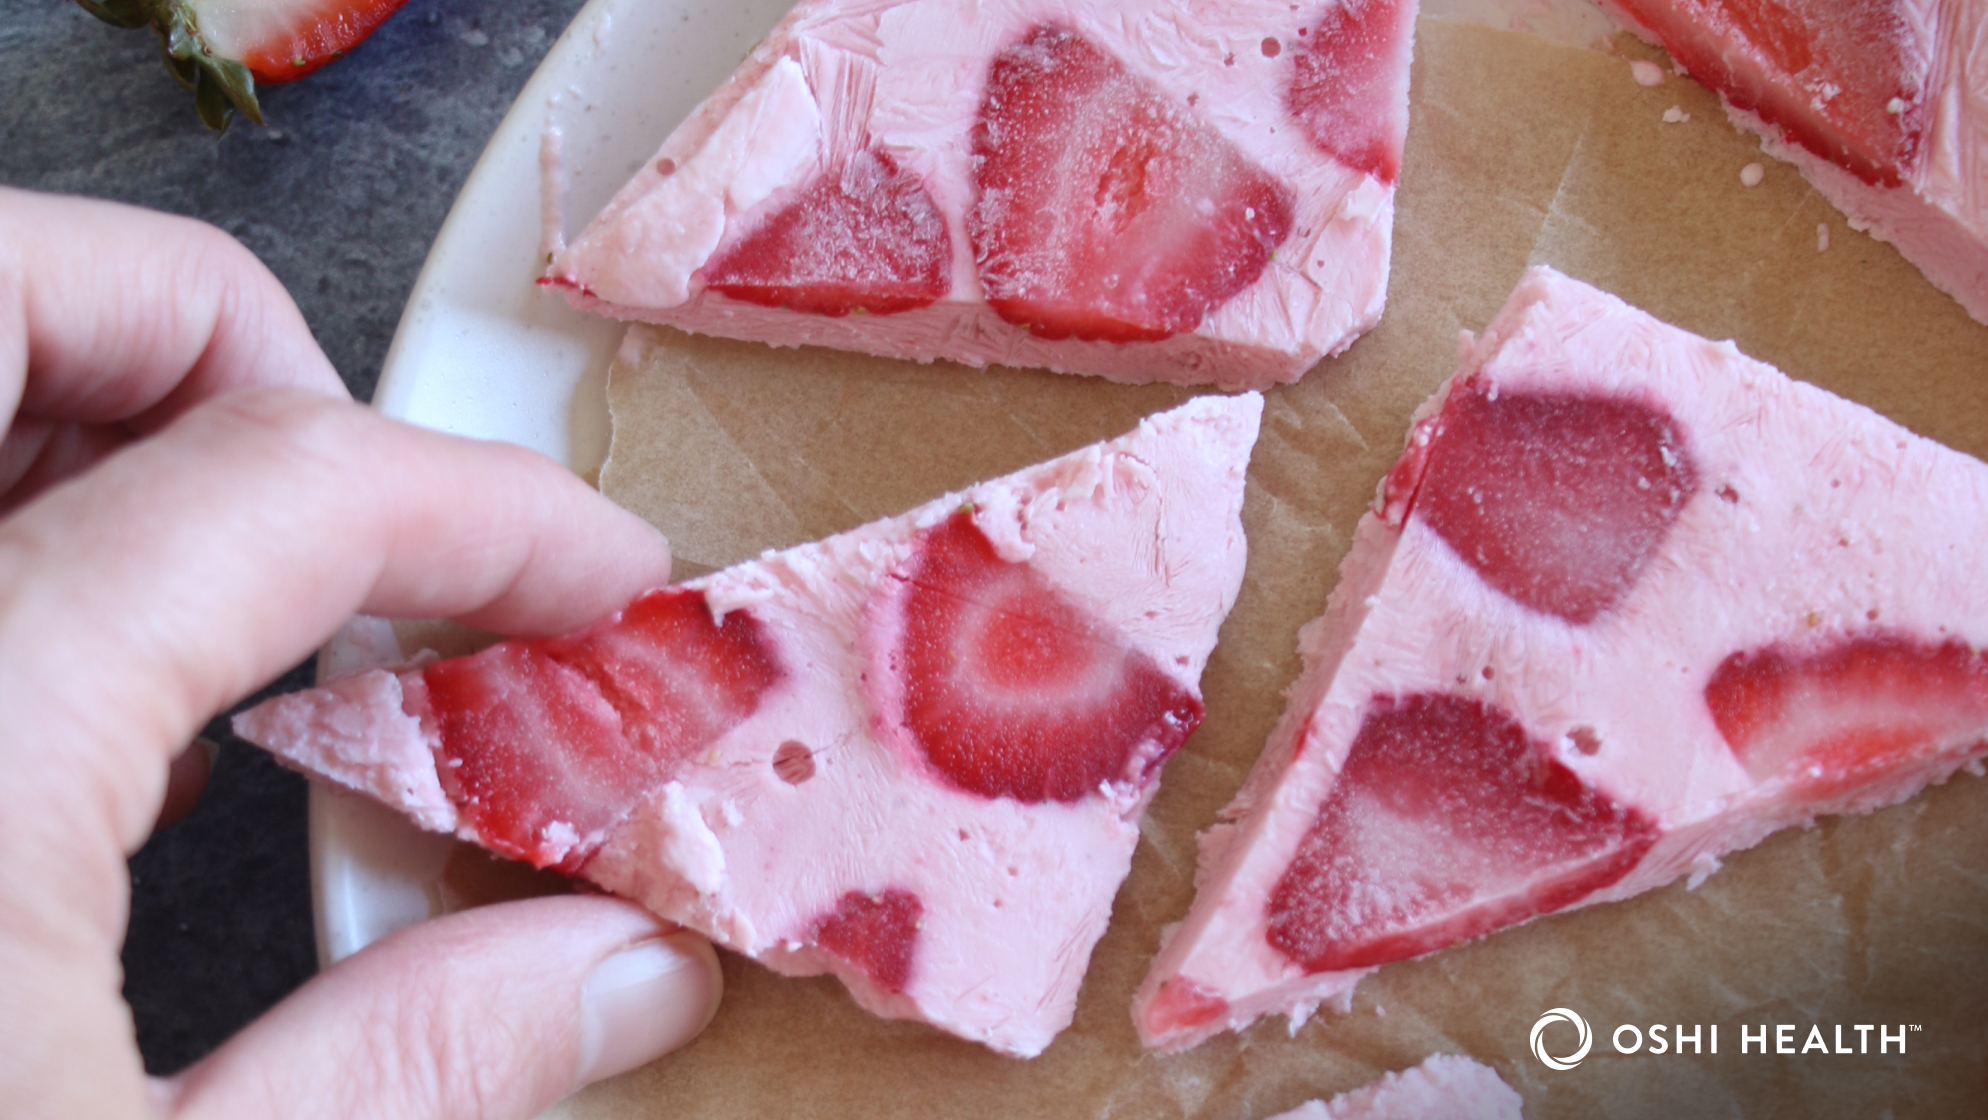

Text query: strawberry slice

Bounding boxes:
[809,888,925,994]
[880,510,1202,803]
[538,588,784,758]
[702,148,952,317]
[423,588,781,871]
[1611,0,1925,186]
[1266,693,1657,973]
[423,645,628,872]
[1140,977,1231,1037]
[1706,633,1988,798]
[1407,378,1698,624]
[968,24,1295,342]
[80,0,412,130]
[1289,0,1417,183]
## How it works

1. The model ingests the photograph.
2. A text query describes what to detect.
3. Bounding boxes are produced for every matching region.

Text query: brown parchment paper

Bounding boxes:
[567,18,1988,1120]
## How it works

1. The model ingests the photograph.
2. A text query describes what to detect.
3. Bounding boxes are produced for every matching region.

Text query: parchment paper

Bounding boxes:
[568,18,1988,1119]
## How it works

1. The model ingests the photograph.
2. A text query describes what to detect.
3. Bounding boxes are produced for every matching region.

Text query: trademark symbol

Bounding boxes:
[1910,1024,1923,1032]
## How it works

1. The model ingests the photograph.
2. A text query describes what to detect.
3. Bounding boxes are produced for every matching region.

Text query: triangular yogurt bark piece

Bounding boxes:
[1603,0,1988,324]
[543,0,1417,389]
[237,393,1260,1057]
[1134,266,1988,1050]
[1265,1054,1523,1120]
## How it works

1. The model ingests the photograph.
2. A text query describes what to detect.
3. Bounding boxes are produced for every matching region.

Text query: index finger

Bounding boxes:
[0,188,346,431]
[0,386,672,857]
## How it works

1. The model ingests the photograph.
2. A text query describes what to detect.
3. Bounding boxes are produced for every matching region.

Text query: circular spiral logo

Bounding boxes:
[1530,1007,1593,1071]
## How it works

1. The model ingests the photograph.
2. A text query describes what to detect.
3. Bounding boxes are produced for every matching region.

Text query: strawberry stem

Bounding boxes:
[75,0,264,131]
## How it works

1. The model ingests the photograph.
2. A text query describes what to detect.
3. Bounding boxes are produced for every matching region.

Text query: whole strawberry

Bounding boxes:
[76,0,412,130]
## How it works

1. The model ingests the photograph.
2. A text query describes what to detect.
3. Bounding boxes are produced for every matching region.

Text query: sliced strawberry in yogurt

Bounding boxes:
[881,510,1203,803]
[423,588,780,871]
[1409,381,1697,624]
[810,888,926,994]
[969,24,1294,342]
[1265,694,1656,972]
[702,148,950,317]
[1706,633,1988,797]
[1140,977,1232,1037]
[539,587,783,753]
[1606,0,1988,326]
[1290,0,1418,183]
[1609,0,1925,187]
[424,645,631,871]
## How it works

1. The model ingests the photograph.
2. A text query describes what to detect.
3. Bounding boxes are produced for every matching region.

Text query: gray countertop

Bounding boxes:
[1,0,587,1074]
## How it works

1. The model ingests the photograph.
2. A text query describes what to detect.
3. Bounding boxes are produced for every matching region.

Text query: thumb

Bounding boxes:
[160,897,721,1120]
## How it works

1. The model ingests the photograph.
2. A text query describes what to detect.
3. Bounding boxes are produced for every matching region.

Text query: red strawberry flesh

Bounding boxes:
[424,644,630,871]
[887,511,1202,803]
[1266,693,1657,973]
[811,888,925,994]
[1410,379,1697,624]
[196,0,414,83]
[1289,0,1417,183]
[968,24,1295,342]
[702,148,951,317]
[1611,0,1924,186]
[539,588,783,755]
[1706,633,1988,798]
[1141,977,1231,1036]
[423,588,781,871]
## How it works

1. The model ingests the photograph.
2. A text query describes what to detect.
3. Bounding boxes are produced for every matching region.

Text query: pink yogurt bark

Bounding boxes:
[543,0,1417,389]
[1265,1054,1524,1120]
[1135,266,1988,1051]
[237,393,1260,1057]
[1604,0,1988,324]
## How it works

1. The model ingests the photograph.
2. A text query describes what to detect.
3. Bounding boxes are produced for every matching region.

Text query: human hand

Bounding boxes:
[0,188,721,1120]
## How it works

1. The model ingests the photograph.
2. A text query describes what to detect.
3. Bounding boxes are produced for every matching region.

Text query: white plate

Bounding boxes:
[309,0,796,967]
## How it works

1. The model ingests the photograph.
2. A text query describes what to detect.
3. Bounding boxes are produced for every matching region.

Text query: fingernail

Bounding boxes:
[195,736,221,770]
[575,932,722,1086]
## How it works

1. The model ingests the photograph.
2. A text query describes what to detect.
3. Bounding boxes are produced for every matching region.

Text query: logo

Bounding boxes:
[1529,1009,1918,1069]
[1531,1007,1594,1071]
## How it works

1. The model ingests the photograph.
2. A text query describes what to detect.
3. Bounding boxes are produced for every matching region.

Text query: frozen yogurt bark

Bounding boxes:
[238,393,1260,1058]
[1264,1054,1524,1120]
[1135,266,1988,1050]
[543,0,1417,389]
[1604,0,1988,324]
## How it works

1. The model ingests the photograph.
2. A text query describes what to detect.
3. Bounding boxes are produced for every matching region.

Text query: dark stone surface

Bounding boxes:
[124,676,317,1078]
[1,0,586,1076]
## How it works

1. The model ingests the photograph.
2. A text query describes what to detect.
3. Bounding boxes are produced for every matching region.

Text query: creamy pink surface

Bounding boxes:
[1264,1054,1524,1120]
[1133,267,1988,1050]
[546,0,1405,388]
[235,669,457,834]
[239,393,1260,1057]
[1606,0,1988,325]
